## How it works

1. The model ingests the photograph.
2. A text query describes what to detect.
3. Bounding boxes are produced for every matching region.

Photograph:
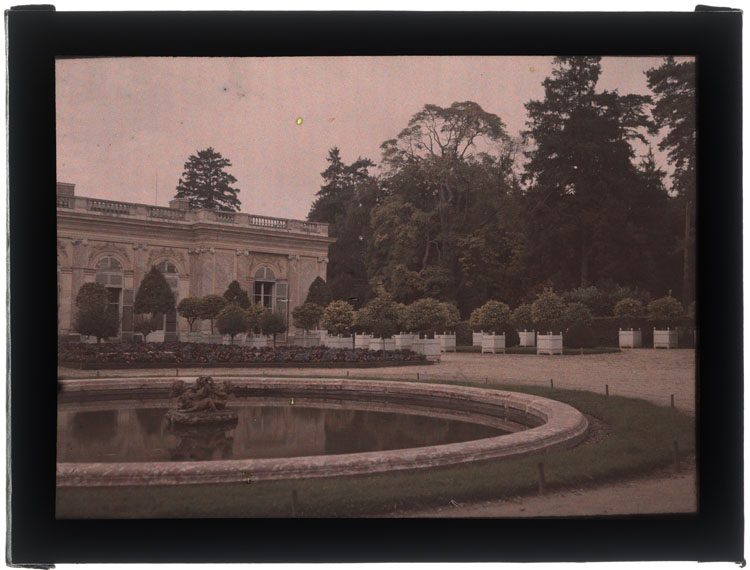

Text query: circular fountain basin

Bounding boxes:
[57,377,588,487]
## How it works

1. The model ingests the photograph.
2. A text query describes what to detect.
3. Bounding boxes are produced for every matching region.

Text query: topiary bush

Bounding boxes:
[177,297,203,332]
[564,302,593,327]
[403,298,455,337]
[613,297,645,320]
[223,280,251,309]
[199,295,228,334]
[216,305,249,344]
[469,300,512,333]
[504,329,520,348]
[321,300,355,335]
[511,303,534,331]
[647,294,684,326]
[292,302,324,332]
[564,320,597,348]
[531,289,566,334]
[354,291,400,338]
[74,282,121,342]
[305,277,333,307]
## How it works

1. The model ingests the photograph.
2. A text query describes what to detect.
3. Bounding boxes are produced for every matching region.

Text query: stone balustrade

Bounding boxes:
[57,195,329,236]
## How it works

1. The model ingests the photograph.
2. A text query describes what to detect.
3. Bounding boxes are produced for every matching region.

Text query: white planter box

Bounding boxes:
[518,330,536,347]
[354,334,372,349]
[619,328,642,348]
[414,338,441,361]
[473,331,484,346]
[369,338,396,352]
[326,335,352,350]
[437,333,456,352]
[537,333,563,355]
[481,333,506,354]
[653,328,678,349]
[248,335,272,348]
[394,333,415,351]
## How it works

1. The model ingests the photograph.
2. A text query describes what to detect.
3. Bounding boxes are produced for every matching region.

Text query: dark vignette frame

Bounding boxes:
[7,7,742,564]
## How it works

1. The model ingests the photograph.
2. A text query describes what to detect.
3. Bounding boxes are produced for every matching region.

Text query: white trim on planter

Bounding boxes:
[619,328,642,348]
[481,333,506,354]
[653,328,678,349]
[518,330,536,347]
[537,333,563,355]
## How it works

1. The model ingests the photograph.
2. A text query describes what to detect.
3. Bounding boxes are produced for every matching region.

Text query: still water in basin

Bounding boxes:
[57,400,508,463]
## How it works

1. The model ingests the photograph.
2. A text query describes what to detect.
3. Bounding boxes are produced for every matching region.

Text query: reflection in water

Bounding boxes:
[169,425,235,461]
[58,401,508,463]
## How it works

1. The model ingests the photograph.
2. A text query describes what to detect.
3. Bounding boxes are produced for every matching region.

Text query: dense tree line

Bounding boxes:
[308,57,695,317]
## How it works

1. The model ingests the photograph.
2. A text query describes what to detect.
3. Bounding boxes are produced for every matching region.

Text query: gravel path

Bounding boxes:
[59,348,696,414]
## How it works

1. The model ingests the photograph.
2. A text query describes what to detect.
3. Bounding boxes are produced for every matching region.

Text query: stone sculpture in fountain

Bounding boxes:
[166,375,238,429]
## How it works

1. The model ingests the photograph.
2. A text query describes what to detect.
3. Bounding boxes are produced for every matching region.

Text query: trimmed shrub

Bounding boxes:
[216,305,249,343]
[321,300,355,335]
[74,282,120,342]
[198,295,228,334]
[647,295,683,325]
[260,310,287,345]
[223,280,251,309]
[613,297,645,320]
[511,303,534,331]
[134,266,175,315]
[469,300,512,334]
[564,321,597,348]
[305,277,333,307]
[403,298,455,336]
[562,286,607,316]
[564,302,593,327]
[531,289,566,333]
[292,302,324,332]
[354,292,400,338]
[177,297,203,332]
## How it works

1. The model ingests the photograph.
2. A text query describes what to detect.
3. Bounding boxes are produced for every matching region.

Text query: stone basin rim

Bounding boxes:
[57,377,589,486]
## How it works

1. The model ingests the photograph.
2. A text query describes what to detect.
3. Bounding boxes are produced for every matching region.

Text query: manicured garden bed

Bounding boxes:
[56,381,694,518]
[58,341,427,369]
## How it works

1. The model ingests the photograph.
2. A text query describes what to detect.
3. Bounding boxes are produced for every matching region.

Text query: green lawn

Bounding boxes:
[57,381,694,518]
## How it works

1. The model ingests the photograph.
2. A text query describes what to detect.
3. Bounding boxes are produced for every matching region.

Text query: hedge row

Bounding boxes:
[456,317,696,348]
[57,342,426,366]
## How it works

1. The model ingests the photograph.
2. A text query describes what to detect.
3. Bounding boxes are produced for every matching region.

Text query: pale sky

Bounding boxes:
[56,56,683,220]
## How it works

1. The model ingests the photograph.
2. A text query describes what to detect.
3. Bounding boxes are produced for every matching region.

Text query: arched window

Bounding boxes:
[253,267,275,308]
[95,256,123,328]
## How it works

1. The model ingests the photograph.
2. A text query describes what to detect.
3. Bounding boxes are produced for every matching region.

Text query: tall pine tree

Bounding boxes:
[521,56,653,289]
[175,147,242,212]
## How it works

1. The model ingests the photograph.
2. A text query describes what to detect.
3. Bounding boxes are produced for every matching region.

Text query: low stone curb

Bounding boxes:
[57,377,588,487]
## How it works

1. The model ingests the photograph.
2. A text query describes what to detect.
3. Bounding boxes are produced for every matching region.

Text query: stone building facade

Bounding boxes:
[56,182,334,341]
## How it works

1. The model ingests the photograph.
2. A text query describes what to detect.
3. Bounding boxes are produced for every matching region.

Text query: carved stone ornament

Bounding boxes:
[146,246,188,273]
[87,241,132,268]
[188,246,215,255]
[235,249,251,256]
[317,256,329,264]
[71,238,89,246]
[132,242,148,251]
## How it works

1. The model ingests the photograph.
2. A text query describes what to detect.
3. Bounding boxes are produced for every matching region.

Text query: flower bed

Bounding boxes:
[58,341,427,369]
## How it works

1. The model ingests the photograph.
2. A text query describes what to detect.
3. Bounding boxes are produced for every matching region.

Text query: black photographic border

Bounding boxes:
[7,7,743,564]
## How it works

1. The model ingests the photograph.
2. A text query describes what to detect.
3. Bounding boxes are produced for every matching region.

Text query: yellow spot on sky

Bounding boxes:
[296,117,303,125]
[290,397,295,405]
[328,117,335,122]
[530,66,535,72]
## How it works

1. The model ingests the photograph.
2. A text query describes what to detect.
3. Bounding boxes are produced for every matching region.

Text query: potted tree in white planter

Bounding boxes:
[614,297,645,348]
[648,294,683,349]
[512,303,536,347]
[177,297,203,343]
[531,289,566,355]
